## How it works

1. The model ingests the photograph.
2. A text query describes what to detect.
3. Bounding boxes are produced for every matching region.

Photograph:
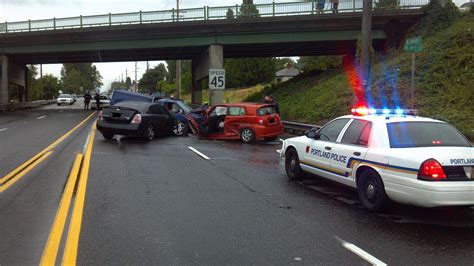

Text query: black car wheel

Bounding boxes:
[240,128,255,143]
[102,132,114,140]
[285,148,303,181]
[144,124,155,141]
[173,120,188,136]
[357,169,390,212]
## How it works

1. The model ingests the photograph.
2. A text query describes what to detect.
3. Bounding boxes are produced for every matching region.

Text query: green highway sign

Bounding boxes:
[404,37,423,52]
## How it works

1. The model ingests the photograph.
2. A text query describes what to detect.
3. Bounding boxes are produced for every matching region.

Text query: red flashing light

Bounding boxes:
[419,159,447,180]
[351,106,369,116]
[432,140,442,145]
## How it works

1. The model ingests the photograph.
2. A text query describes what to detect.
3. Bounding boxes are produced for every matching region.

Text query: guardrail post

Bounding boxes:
[80,15,83,28]
[172,8,175,22]
[204,6,207,20]
[28,19,31,31]
[236,4,239,16]
[312,1,315,14]
[139,10,143,23]
[4,21,7,33]
[109,13,112,26]
[272,1,275,16]
[53,17,56,29]
[353,0,356,12]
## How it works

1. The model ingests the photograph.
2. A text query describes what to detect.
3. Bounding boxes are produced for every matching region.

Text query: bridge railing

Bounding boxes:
[0,0,428,34]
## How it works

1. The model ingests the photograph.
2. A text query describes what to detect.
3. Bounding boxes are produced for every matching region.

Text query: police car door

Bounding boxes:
[330,119,372,186]
[303,118,350,178]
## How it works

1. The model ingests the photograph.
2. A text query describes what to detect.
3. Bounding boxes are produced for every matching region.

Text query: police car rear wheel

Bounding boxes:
[357,169,389,212]
[285,148,303,181]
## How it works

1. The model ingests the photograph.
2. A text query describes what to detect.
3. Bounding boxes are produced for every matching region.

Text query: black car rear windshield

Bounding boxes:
[257,106,276,116]
[387,122,471,148]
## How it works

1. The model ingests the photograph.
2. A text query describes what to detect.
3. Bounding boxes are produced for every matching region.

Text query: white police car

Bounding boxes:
[281,107,474,211]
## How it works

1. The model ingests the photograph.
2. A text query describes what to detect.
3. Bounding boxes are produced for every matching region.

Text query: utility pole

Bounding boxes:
[134,61,138,92]
[360,0,372,92]
[146,61,149,71]
[125,68,128,80]
[40,64,43,99]
[176,0,182,99]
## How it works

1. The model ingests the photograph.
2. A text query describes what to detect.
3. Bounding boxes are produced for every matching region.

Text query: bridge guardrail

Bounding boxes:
[283,121,321,136]
[0,0,428,34]
[0,100,56,112]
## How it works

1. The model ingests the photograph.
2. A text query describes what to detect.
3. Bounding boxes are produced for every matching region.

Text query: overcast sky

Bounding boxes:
[0,0,468,91]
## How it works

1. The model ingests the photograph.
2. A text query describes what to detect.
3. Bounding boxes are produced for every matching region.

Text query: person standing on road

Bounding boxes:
[331,0,339,13]
[94,93,101,110]
[83,91,92,110]
[263,95,280,115]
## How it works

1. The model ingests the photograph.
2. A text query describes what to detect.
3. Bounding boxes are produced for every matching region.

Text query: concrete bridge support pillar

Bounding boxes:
[0,56,28,104]
[191,44,224,105]
[1,55,8,104]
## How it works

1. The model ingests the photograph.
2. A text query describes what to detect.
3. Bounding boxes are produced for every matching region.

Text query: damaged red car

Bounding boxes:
[186,103,284,143]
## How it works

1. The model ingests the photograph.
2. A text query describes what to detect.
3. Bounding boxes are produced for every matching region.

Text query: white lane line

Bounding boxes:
[37,116,46,120]
[187,146,210,160]
[336,237,387,266]
[0,128,8,132]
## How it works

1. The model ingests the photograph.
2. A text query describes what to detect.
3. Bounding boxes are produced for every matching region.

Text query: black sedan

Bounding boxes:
[97,101,177,141]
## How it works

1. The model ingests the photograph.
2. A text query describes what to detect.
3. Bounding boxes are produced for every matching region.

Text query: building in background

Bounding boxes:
[275,64,301,83]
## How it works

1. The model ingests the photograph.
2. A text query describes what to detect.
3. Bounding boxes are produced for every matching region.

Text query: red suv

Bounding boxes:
[186,103,284,143]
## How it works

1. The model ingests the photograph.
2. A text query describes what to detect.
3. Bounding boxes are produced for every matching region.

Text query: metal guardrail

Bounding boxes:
[0,100,56,112]
[0,0,428,34]
[283,120,321,136]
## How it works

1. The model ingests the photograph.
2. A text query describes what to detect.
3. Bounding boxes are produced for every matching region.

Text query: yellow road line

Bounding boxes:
[40,153,83,266]
[0,151,53,193]
[0,111,96,186]
[62,124,96,266]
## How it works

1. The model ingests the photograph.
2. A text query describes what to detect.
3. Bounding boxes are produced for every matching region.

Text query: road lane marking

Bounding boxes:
[188,146,210,160]
[37,115,46,120]
[0,151,53,193]
[0,128,7,132]
[63,124,96,265]
[40,154,83,266]
[336,237,387,266]
[0,111,95,186]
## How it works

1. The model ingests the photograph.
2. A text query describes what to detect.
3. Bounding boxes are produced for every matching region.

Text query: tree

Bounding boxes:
[60,63,103,93]
[239,0,259,18]
[226,8,235,19]
[138,63,168,93]
[225,58,276,88]
[41,74,61,99]
[125,77,132,89]
[298,56,342,72]
[275,58,296,70]
[165,60,193,95]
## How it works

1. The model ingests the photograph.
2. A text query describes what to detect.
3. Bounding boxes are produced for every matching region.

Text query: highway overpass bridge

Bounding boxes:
[0,0,426,104]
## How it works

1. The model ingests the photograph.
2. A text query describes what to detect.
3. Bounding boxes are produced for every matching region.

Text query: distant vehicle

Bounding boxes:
[97,101,178,141]
[281,106,474,211]
[91,94,111,110]
[57,94,74,105]
[158,98,196,136]
[186,103,284,143]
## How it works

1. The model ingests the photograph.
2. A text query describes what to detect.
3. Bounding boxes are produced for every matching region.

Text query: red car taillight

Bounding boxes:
[98,110,103,121]
[131,114,142,124]
[257,118,264,125]
[418,159,447,180]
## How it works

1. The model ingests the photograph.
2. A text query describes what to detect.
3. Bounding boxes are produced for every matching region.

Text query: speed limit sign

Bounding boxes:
[209,69,225,90]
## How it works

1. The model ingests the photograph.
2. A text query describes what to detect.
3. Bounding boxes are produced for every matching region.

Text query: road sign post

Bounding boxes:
[209,69,225,90]
[404,37,423,109]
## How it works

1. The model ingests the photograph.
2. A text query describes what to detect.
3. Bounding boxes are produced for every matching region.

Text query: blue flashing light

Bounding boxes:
[382,109,391,115]
[395,108,404,115]
[369,108,377,114]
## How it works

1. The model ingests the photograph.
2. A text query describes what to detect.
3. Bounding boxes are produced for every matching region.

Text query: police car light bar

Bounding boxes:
[351,107,418,116]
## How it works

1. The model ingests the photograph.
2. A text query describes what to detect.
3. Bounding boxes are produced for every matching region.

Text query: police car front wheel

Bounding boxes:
[357,169,390,212]
[285,148,303,181]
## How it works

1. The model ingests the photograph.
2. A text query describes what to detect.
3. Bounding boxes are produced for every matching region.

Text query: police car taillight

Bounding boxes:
[131,114,142,124]
[418,159,447,181]
[98,111,103,121]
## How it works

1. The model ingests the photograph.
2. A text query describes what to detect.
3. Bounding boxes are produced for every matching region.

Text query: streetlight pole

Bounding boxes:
[176,0,182,99]
[360,0,372,92]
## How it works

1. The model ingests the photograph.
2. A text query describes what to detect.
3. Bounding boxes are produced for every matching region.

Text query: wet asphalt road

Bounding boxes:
[0,105,473,265]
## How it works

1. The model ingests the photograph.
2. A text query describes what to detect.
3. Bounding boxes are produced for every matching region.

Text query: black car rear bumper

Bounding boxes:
[96,120,145,136]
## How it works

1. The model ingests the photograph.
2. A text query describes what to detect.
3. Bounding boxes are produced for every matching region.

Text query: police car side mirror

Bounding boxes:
[305,129,319,139]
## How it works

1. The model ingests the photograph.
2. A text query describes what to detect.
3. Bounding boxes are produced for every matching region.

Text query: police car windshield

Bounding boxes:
[387,122,471,148]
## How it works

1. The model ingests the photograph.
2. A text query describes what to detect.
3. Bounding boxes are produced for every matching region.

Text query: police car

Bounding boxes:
[280,106,474,211]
